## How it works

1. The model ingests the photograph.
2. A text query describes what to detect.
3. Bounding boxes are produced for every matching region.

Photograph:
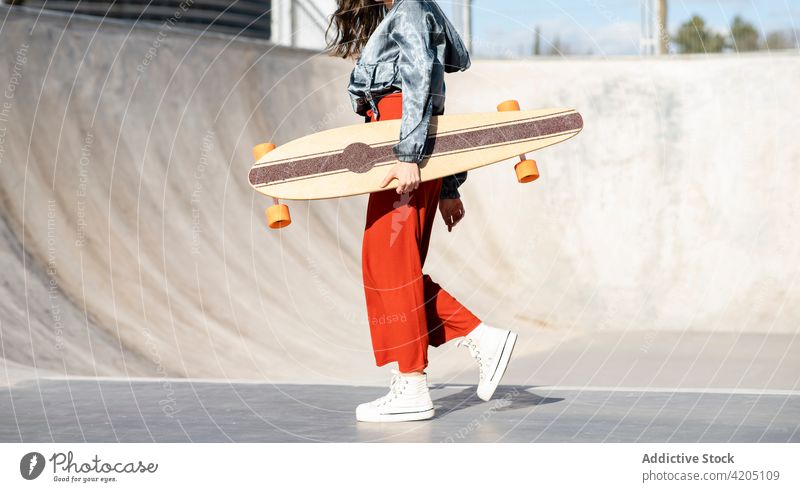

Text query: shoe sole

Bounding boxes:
[477,331,518,401]
[356,407,435,423]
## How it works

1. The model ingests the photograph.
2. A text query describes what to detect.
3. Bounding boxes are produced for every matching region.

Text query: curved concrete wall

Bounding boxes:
[1,7,798,384]
[445,55,800,338]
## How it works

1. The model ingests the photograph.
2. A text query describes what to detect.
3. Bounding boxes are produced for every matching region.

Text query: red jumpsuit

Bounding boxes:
[363,92,481,373]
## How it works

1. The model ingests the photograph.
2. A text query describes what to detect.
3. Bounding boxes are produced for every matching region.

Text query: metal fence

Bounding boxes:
[5,0,272,39]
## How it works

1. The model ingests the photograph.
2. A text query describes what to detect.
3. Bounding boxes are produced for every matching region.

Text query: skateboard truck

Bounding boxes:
[252,142,292,229]
[497,100,540,184]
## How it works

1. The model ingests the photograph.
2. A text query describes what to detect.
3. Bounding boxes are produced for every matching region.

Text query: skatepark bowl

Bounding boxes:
[1,6,799,442]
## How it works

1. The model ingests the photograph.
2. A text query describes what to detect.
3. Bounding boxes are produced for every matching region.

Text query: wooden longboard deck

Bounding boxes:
[249,108,583,200]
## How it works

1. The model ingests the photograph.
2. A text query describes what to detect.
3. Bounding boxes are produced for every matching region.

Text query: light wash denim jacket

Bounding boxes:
[347,0,471,199]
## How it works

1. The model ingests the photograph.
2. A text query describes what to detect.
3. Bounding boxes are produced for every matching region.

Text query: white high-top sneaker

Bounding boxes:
[457,323,518,401]
[356,370,435,422]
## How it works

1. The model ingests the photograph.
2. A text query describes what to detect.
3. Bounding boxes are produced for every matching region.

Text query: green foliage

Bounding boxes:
[729,16,760,51]
[673,14,797,54]
[548,35,570,56]
[673,15,725,53]
[764,31,795,50]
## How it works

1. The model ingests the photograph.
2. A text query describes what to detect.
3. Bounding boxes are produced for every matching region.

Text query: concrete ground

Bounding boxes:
[2,331,797,442]
[2,381,797,443]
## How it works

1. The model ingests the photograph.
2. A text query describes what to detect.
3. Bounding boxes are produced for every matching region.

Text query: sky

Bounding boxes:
[438,0,800,56]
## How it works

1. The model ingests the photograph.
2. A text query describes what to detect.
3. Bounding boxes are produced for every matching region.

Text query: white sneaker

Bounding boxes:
[356,370,435,422]
[457,323,518,401]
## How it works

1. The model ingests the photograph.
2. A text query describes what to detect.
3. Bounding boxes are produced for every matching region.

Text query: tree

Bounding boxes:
[548,35,570,56]
[763,30,794,50]
[729,16,760,52]
[533,26,541,56]
[672,15,725,53]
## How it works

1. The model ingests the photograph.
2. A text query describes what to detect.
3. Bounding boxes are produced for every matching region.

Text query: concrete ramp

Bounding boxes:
[1,6,799,394]
[0,7,371,384]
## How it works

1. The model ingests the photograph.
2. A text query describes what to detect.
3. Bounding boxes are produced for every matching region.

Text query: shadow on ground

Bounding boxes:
[432,385,564,416]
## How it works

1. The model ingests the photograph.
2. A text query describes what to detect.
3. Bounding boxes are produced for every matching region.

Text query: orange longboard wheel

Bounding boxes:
[515,159,540,183]
[497,99,521,112]
[252,142,277,162]
[266,204,291,229]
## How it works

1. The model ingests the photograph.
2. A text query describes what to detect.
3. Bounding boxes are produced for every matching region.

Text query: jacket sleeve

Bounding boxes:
[389,4,442,164]
[440,171,467,199]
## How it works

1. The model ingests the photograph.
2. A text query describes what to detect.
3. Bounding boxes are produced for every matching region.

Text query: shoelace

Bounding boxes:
[377,371,409,407]
[457,337,485,381]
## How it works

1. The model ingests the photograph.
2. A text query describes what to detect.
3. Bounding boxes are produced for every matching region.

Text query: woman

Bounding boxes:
[327,0,518,422]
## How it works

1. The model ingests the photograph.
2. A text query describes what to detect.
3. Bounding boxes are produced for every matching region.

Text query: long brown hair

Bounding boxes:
[326,1,387,59]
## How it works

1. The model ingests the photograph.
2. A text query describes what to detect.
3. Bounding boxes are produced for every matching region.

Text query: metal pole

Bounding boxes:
[290,0,297,47]
[462,0,472,53]
[657,0,668,54]
[640,0,646,55]
[640,0,661,56]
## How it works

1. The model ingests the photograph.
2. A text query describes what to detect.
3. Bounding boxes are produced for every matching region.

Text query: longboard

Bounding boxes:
[248,100,583,228]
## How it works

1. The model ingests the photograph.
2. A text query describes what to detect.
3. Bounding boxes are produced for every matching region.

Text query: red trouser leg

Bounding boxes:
[362,92,481,373]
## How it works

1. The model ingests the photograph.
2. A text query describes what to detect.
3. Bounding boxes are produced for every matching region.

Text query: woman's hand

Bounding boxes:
[439,198,465,232]
[380,162,421,194]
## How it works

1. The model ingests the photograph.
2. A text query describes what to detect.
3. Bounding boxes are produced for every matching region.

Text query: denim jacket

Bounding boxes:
[347,0,471,199]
